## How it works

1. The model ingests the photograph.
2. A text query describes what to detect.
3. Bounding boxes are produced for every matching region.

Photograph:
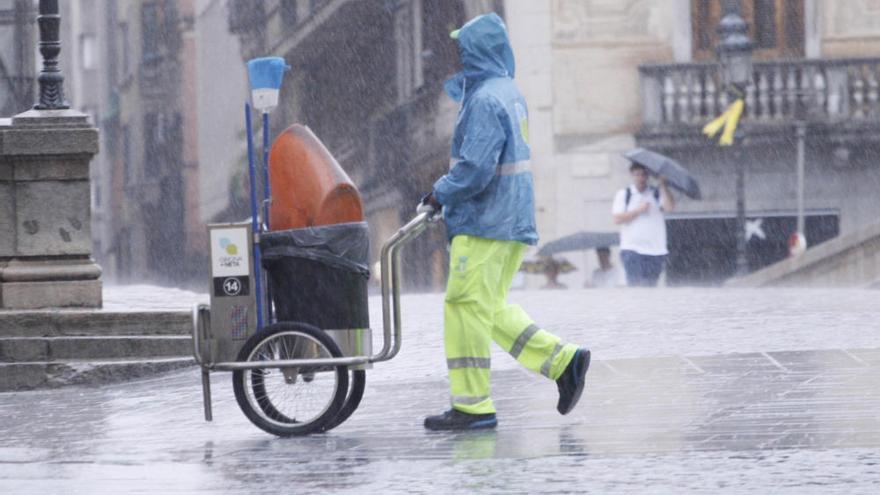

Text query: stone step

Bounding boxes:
[0,357,195,391]
[0,310,192,337]
[0,335,193,362]
[0,304,198,391]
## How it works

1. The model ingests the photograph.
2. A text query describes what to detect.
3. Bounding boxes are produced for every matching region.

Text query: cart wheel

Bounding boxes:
[322,369,366,431]
[232,322,349,437]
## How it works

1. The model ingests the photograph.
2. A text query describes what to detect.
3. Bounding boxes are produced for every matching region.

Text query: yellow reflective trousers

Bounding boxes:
[444,235,579,415]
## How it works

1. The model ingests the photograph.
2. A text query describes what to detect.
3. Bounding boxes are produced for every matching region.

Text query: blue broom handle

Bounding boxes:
[262,111,272,230]
[261,111,274,323]
[245,102,264,330]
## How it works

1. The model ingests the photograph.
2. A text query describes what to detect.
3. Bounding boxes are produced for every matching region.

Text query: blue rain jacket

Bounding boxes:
[432,13,538,246]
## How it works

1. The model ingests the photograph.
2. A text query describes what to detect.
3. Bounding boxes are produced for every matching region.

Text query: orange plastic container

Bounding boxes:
[268,124,364,230]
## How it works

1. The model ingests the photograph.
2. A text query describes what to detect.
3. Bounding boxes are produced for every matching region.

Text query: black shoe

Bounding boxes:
[424,409,497,431]
[556,348,591,415]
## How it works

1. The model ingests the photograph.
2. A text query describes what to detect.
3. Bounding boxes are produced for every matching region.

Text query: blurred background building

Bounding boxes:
[56,0,246,287]
[0,0,35,117]
[22,0,879,289]
[90,0,203,287]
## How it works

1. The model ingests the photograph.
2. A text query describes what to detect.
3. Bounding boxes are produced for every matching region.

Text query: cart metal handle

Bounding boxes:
[373,210,433,363]
[191,302,214,421]
[191,303,210,366]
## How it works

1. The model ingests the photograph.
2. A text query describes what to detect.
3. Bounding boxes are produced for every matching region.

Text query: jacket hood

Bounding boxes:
[444,13,516,101]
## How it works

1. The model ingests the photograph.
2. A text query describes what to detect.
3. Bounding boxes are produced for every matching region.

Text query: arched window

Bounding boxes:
[692,0,804,60]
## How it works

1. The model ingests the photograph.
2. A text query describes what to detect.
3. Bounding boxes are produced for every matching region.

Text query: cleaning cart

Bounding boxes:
[191,57,436,437]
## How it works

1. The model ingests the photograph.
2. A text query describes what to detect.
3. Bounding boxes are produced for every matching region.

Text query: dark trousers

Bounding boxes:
[620,250,666,287]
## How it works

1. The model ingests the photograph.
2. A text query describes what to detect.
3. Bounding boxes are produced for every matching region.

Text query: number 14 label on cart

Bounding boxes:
[213,276,250,297]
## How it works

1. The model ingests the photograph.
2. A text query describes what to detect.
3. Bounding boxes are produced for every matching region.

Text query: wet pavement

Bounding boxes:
[2,288,880,493]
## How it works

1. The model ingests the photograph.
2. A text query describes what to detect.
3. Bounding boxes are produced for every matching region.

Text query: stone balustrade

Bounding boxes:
[640,57,880,127]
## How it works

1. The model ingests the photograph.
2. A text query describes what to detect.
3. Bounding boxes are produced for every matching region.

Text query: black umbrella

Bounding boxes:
[537,231,620,257]
[624,148,702,199]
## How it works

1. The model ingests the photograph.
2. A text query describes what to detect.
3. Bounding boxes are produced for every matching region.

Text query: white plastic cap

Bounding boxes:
[251,88,280,112]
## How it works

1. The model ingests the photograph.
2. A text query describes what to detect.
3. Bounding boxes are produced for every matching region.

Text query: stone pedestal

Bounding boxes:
[0,108,102,308]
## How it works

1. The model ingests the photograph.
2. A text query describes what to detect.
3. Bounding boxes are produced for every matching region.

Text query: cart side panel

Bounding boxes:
[207,222,258,363]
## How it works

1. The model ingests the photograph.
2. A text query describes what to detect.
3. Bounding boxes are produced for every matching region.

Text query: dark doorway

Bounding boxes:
[666,212,839,285]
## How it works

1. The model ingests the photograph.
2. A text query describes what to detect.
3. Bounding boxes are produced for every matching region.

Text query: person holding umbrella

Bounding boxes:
[612,161,676,287]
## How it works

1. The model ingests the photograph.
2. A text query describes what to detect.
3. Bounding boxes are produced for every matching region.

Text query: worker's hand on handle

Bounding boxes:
[416,193,443,222]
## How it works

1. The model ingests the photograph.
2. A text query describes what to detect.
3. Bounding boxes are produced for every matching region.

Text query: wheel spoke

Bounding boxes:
[235,326,345,435]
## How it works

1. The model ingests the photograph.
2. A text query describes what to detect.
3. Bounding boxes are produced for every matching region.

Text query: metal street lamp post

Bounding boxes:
[796,122,806,241]
[716,11,753,277]
[33,0,68,110]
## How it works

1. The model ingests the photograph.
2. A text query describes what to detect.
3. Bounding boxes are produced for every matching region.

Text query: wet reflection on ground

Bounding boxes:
[2,289,879,493]
[1,347,878,493]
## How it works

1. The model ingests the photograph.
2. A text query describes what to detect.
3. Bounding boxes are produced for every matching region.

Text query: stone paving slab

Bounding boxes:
[0,347,878,494]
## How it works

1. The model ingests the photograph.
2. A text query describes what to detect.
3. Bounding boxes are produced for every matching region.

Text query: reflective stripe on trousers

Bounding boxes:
[448,357,491,369]
[451,394,491,406]
[508,324,565,378]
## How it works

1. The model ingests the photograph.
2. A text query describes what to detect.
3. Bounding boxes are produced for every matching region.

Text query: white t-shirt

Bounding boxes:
[611,185,668,256]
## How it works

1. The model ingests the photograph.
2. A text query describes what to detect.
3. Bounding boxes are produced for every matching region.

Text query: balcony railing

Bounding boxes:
[639,58,880,127]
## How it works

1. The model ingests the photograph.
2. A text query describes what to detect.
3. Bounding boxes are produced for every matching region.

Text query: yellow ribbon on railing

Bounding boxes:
[702,99,744,146]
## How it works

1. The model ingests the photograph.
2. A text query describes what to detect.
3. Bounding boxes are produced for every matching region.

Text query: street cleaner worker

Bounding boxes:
[418,13,590,431]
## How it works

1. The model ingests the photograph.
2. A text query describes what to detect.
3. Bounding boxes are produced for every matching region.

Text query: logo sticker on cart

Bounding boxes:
[210,228,249,277]
[214,276,250,298]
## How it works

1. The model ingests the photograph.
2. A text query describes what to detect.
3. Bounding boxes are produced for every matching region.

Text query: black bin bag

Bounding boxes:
[260,222,370,329]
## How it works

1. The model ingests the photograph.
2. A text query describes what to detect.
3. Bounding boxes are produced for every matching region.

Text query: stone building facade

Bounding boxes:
[509,0,880,286]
